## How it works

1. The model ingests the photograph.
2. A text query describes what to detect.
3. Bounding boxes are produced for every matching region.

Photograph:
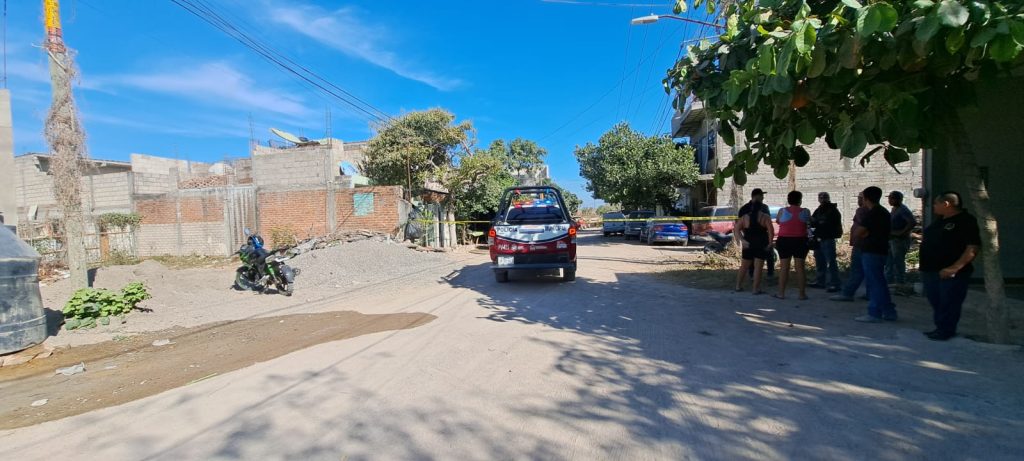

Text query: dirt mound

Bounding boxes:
[289,239,451,290]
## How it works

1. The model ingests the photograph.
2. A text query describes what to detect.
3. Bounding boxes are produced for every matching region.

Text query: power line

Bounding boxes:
[614,6,635,122]
[169,0,393,124]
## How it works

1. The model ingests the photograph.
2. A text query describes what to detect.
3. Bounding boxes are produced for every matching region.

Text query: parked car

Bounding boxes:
[489,186,577,283]
[690,206,737,239]
[601,211,626,236]
[642,219,689,246]
[623,211,655,239]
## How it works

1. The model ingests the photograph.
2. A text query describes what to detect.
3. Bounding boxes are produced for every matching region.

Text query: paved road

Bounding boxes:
[4,232,1024,460]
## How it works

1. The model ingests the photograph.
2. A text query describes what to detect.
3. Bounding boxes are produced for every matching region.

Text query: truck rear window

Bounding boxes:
[499,188,569,224]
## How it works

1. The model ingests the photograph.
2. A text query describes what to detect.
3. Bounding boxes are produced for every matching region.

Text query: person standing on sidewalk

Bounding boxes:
[886,191,916,286]
[919,191,981,341]
[853,186,896,323]
[809,192,843,292]
[831,193,867,302]
[734,202,774,294]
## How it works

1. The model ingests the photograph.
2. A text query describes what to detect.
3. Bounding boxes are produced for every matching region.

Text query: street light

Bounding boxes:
[630,14,724,30]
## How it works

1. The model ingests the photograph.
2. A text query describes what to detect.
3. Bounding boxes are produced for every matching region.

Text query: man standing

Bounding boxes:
[853,186,896,323]
[918,192,981,341]
[830,193,867,302]
[739,189,774,278]
[809,192,842,292]
[886,191,916,287]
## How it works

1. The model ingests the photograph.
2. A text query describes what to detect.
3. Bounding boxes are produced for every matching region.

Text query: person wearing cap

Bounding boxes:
[886,191,916,286]
[809,192,843,292]
[738,188,774,278]
[918,191,980,340]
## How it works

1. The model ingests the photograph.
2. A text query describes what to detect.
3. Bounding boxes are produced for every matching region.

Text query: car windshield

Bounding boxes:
[499,188,569,224]
[714,207,736,217]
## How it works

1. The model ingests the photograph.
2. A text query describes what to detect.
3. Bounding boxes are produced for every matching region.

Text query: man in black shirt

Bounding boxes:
[852,186,896,323]
[810,192,843,291]
[739,188,774,278]
[918,191,981,341]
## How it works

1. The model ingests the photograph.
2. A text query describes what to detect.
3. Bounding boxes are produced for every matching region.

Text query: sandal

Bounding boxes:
[734,287,744,292]
[753,290,765,296]
[772,294,785,300]
[798,295,809,300]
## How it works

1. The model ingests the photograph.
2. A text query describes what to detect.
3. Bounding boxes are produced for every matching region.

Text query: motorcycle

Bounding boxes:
[234,228,299,296]
[702,231,735,254]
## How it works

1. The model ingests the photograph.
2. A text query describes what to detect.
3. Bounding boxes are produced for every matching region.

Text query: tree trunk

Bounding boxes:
[939,111,1009,344]
[788,160,797,192]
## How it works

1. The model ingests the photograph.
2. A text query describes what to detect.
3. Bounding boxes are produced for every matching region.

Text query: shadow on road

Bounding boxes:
[440,261,1024,460]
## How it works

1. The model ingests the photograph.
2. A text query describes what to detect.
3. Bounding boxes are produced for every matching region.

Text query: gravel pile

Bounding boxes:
[289,239,455,290]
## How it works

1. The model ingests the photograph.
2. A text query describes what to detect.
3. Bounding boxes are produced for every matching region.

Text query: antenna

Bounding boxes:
[325,107,332,146]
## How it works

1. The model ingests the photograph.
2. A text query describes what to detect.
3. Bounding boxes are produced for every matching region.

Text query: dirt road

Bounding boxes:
[2,232,1023,460]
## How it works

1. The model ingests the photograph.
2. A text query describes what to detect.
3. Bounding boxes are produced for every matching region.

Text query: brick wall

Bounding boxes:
[336,186,403,233]
[135,189,234,257]
[257,187,328,241]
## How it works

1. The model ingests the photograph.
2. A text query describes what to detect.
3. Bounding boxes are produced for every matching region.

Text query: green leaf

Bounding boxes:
[796,22,817,53]
[733,167,748,186]
[747,76,761,107]
[913,0,935,9]
[988,34,1021,62]
[1009,20,1024,47]
[720,121,736,146]
[946,28,966,53]
[758,44,775,75]
[839,35,859,68]
[713,171,726,188]
[884,146,911,165]
[842,0,863,8]
[857,6,883,37]
[773,164,790,180]
[937,0,969,27]
[916,13,942,42]
[797,120,817,145]
[777,41,794,76]
[840,131,868,158]
[875,4,899,33]
[970,27,998,48]
[792,146,811,167]
[781,128,796,149]
[808,46,827,78]
[674,0,687,14]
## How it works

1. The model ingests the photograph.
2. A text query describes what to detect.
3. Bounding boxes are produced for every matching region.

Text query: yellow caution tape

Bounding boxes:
[415,216,739,225]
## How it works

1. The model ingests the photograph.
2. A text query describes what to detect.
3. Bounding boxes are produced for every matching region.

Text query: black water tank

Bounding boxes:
[0,226,47,354]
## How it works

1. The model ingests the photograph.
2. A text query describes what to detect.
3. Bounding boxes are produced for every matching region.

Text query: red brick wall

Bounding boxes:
[257,189,328,240]
[336,186,402,233]
[136,197,176,225]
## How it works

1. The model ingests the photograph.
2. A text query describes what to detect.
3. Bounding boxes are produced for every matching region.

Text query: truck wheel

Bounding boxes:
[495,270,509,283]
[563,268,576,282]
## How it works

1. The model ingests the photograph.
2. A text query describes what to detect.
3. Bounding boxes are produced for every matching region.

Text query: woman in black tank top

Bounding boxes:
[736,207,774,294]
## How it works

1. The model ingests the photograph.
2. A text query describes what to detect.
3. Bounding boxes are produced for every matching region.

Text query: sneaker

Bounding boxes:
[830,295,854,302]
[926,331,955,341]
[854,315,883,323]
[882,313,898,321]
[826,287,840,293]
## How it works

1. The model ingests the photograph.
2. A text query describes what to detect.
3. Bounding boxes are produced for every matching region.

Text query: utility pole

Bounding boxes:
[43,0,89,288]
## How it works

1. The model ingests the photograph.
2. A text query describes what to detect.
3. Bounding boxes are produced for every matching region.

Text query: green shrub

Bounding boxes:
[63,282,152,330]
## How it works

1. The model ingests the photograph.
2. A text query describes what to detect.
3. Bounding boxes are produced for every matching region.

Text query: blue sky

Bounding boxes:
[6,0,714,206]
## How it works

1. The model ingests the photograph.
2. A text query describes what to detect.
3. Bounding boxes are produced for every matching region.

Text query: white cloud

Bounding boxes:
[264,2,462,91]
[102,62,311,118]
[6,58,51,85]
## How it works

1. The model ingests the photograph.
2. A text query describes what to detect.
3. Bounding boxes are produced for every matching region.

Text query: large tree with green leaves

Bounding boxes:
[575,123,700,210]
[666,0,1023,342]
[360,108,474,199]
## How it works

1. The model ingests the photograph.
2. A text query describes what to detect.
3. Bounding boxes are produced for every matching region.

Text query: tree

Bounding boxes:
[575,123,700,210]
[44,0,89,289]
[538,178,583,214]
[444,146,515,219]
[360,109,473,199]
[665,0,1023,342]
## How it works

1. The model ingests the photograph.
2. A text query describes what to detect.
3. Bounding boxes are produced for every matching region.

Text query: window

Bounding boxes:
[353,193,374,216]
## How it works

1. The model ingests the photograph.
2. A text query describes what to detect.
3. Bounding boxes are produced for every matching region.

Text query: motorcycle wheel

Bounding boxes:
[703,242,725,254]
[234,268,260,291]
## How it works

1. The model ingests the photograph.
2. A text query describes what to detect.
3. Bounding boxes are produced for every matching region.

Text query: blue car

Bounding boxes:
[643,220,689,246]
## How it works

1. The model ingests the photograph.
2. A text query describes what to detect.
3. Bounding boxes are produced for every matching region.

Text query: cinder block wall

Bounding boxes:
[135,189,229,256]
[15,155,134,220]
[252,146,330,186]
[724,135,923,222]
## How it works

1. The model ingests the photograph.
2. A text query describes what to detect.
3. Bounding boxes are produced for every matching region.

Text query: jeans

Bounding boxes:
[814,238,841,288]
[862,252,896,319]
[841,247,865,298]
[922,271,970,335]
[886,237,912,284]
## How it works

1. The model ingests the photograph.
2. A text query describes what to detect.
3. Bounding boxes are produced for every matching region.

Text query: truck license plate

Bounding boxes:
[498,256,514,267]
